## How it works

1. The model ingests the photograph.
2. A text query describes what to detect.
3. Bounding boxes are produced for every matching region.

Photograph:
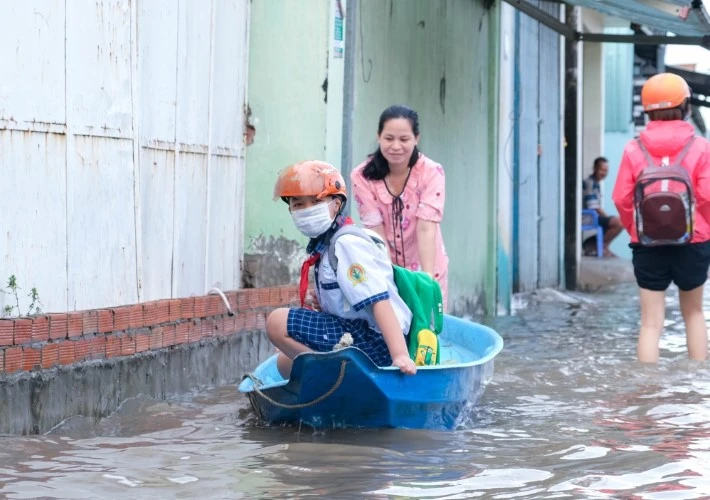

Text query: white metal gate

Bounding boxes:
[0,0,250,313]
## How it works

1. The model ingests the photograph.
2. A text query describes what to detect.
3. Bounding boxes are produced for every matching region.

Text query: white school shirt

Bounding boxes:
[316,234,412,335]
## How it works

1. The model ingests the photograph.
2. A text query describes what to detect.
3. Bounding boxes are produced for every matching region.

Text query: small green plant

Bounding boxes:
[1,275,42,318]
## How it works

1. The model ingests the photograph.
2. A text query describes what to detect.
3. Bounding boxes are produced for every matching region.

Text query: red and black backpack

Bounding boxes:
[634,137,696,246]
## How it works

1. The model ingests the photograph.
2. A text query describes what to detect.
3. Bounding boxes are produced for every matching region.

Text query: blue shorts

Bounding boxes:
[287,308,392,367]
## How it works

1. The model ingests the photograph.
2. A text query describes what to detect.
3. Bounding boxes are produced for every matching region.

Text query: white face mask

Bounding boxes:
[291,201,336,238]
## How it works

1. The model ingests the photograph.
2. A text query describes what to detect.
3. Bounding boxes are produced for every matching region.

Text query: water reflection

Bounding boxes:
[0,284,709,498]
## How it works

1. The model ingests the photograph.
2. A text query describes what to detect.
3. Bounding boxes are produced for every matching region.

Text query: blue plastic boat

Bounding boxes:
[238,314,504,430]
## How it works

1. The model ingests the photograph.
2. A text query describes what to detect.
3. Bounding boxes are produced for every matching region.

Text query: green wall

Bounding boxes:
[352,0,499,315]
[244,0,344,284]
[243,0,502,314]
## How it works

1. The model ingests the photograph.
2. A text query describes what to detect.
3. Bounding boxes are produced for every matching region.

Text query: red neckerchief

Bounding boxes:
[299,253,320,308]
[298,216,354,308]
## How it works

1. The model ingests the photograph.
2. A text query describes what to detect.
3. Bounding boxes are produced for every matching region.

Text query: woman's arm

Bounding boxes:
[414,161,446,276]
[416,219,437,276]
[351,168,385,228]
[372,299,416,375]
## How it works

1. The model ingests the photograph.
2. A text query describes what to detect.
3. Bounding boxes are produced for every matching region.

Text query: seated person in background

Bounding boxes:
[583,157,623,257]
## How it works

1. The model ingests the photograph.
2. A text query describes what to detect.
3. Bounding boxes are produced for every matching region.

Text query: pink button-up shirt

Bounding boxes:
[351,154,449,309]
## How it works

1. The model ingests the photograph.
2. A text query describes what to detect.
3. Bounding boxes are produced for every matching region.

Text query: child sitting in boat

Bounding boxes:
[266,160,417,378]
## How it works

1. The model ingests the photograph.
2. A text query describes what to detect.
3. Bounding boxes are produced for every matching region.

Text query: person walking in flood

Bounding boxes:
[351,105,449,310]
[612,73,710,363]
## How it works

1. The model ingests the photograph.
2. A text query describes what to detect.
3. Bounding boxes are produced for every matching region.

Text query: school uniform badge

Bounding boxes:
[347,263,366,285]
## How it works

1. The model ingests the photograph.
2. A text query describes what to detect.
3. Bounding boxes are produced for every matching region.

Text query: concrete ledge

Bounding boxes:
[0,330,270,435]
[579,256,636,292]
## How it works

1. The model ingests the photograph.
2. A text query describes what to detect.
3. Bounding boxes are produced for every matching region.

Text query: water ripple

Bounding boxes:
[1,285,710,498]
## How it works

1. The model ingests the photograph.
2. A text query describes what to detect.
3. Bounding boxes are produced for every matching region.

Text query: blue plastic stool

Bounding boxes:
[581,209,604,259]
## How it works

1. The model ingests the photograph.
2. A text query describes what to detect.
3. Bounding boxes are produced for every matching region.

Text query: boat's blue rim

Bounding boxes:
[375,321,504,371]
[238,323,504,392]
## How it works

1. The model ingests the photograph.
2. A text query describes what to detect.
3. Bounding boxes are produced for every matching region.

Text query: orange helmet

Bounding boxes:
[273,160,347,203]
[641,73,691,112]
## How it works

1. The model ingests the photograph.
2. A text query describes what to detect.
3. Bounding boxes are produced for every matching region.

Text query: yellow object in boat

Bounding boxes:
[414,329,438,366]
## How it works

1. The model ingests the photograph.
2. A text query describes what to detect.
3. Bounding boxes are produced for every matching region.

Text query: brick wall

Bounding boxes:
[0,286,298,375]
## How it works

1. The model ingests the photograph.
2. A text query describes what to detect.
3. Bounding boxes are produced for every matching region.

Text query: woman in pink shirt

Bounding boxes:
[612,73,710,363]
[351,105,449,309]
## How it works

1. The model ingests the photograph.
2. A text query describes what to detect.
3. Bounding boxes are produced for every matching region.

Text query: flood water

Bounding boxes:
[1,283,710,499]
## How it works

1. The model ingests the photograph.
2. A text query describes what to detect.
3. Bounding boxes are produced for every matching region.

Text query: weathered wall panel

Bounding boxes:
[0,132,68,313]
[139,0,179,143]
[1,0,249,313]
[66,0,133,135]
[139,148,175,301]
[513,1,563,293]
[172,154,208,298]
[175,1,212,147]
[537,1,562,288]
[514,5,540,293]
[211,0,249,150]
[66,136,138,310]
[0,1,66,124]
[206,155,240,291]
[497,2,516,314]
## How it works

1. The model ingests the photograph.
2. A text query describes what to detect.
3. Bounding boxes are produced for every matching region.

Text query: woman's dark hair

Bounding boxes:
[362,105,421,180]
[648,99,690,122]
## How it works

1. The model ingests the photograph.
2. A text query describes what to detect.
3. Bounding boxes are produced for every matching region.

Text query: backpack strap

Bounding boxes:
[636,139,656,167]
[327,224,373,272]
[636,137,696,168]
[671,137,696,168]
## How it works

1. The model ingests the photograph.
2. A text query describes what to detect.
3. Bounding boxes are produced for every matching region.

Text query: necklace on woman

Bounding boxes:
[384,167,412,197]
[384,167,413,267]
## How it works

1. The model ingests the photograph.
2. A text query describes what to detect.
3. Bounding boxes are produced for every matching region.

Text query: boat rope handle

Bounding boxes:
[246,360,348,409]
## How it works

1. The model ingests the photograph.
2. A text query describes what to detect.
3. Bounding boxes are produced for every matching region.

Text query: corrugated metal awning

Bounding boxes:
[563,0,710,37]
[502,0,710,46]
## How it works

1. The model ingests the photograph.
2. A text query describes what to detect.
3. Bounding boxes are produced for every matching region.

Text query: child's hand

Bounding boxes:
[392,355,417,375]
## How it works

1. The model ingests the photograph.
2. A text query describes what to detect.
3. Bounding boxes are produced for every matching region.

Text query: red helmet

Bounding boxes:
[273,160,347,203]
